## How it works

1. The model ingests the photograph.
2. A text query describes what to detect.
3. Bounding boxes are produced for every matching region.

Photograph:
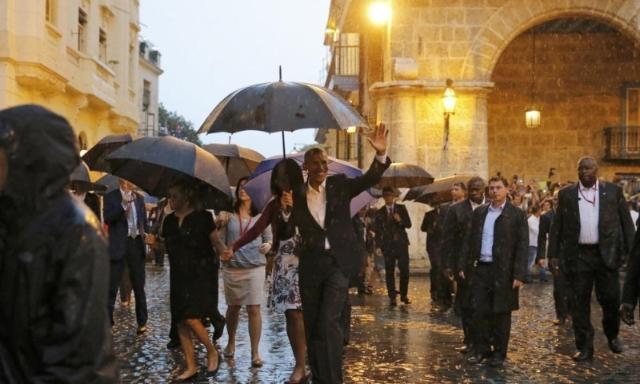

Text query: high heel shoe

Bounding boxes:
[251,357,264,368]
[284,373,311,384]
[206,350,221,377]
[174,371,198,382]
[211,314,226,342]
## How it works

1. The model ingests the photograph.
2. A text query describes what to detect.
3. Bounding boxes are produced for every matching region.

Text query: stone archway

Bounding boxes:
[487,14,640,183]
[461,0,640,81]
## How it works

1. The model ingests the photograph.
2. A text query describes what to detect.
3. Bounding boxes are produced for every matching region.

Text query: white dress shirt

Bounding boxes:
[480,201,506,262]
[528,215,540,247]
[578,181,599,245]
[305,153,388,250]
[120,188,139,238]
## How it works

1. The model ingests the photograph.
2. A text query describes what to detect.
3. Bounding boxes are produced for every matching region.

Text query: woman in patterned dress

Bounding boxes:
[226,159,309,384]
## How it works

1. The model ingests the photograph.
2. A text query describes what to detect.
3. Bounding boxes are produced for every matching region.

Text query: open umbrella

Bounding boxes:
[106,136,232,210]
[405,174,474,205]
[376,163,434,189]
[82,133,136,172]
[202,143,264,186]
[243,154,375,217]
[95,174,119,195]
[198,70,368,156]
[69,161,107,192]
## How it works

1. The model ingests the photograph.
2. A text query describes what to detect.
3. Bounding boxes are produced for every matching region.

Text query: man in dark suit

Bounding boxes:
[460,176,528,367]
[282,125,389,384]
[620,230,640,325]
[375,186,412,306]
[441,176,485,353]
[548,156,635,361]
[536,199,571,325]
[104,178,149,334]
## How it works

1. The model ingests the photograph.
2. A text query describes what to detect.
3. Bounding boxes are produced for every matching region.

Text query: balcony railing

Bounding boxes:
[603,126,640,160]
[325,45,359,90]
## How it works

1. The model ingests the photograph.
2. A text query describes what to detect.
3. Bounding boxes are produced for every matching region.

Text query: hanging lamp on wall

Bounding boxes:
[525,29,541,128]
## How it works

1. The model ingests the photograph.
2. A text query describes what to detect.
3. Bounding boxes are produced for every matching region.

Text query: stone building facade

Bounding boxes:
[320,0,640,258]
[0,0,162,150]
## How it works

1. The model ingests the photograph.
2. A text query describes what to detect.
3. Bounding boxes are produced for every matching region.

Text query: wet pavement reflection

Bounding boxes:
[113,265,640,383]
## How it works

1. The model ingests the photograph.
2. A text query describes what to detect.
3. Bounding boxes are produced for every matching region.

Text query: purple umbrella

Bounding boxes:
[243,154,375,217]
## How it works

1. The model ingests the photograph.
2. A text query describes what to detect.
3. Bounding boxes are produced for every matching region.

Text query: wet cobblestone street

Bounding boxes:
[113,263,640,383]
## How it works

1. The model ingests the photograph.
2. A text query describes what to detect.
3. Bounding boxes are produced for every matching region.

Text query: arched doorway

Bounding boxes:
[488,16,640,185]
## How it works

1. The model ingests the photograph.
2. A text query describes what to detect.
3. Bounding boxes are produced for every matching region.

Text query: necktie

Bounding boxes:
[127,194,137,237]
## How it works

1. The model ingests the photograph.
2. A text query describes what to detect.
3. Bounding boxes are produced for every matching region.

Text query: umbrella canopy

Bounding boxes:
[202,143,264,186]
[82,133,135,172]
[95,174,119,194]
[405,174,474,205]
[376,163,434,189]
[106,136,232,210]
[69,161,106,192]
[243,154,374,217]
[198,82,368,134]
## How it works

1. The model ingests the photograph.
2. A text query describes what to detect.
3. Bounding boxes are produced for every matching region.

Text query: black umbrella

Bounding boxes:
[82,133,135,172]
[106,136,232,210]
[198,69,368,156]
[69,161,106,192]
[376,163,434,189]
[95,174,119,194]
[405,174,474,205]
[202,143,264,186]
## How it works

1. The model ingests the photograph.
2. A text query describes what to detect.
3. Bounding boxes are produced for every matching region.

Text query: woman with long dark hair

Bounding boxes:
[217,177,272,367]
[224,159,310,384]
[161,179,223,381]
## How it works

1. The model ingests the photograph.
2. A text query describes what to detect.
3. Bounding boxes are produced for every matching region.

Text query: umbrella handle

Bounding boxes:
[282,130,286,158]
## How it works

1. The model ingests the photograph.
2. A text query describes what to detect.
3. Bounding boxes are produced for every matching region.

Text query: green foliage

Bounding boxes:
[158,103,202,145]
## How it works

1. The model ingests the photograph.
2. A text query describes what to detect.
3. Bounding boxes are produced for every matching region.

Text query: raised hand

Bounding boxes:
[366,123,388,156]
[280,190,293,213]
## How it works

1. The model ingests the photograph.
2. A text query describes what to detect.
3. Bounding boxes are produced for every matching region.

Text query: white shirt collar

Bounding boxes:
[579,180,598,192]
[489,200,506,211]
[307,179,326,194]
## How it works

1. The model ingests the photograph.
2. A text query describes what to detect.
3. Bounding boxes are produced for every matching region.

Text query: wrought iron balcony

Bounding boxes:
[603,126,640,161]
[325,45,359,91]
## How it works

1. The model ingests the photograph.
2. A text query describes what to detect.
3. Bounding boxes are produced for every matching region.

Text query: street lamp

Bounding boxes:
[368,1,391,25]
[442,79,456,150]
[525,108,541,128]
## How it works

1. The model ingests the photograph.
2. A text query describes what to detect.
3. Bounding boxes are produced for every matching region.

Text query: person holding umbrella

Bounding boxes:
[224,158,309,384]
[159,179,225,380]
[217,177,272,367]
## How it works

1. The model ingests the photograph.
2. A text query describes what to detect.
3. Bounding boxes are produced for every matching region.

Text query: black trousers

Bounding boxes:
[383,243,409,298]
[109,236,148,326]
[567,245,620,352]
[299,251,349,384]
[454,274,474,346]
[471,264,513,358]
[551,264,572,321]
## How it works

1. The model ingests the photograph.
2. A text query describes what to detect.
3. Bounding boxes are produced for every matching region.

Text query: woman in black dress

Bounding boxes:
[162,180,223,381]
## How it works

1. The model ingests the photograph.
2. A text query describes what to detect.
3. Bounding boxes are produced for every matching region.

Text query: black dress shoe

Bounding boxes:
[389,297,397,306]
[487,355,505,368]
[608,338,623,354]
[466,354,488,364]
[400,296,411,304]
[454,344,471,353]
[572,350,593,362]
[212,315,226,342]
[620,304,635,326]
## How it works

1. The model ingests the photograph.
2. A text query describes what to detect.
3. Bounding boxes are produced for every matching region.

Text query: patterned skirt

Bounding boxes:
[268,236,302,313]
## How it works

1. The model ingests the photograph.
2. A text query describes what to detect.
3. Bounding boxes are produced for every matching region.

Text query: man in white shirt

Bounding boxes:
[282,124,390,384]
[526,205,541,282]
[548,156,635,361]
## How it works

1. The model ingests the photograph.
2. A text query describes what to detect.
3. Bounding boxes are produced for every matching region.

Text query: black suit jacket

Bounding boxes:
[374,203,411,250]
[291,157,391,278]
[548,182,635,271]
[622,230,640,306]
[441,199,474,271]
[536,209,555,262]
[103,189,147,261]
[460,202,528,312]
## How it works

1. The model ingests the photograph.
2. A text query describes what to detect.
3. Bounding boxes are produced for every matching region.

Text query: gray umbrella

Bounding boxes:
[376,163,434,189]
[202,143,264,186]
[106,136,232,210]
[404,174,474,205]
[198,78,368,155]
[69,161,106,192]
[82,133,136,172]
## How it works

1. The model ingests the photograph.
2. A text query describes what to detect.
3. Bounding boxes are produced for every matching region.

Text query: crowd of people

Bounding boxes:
[1,104,640,383]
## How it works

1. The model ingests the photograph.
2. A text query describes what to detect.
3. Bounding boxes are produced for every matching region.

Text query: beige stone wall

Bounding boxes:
[489,29,640,182]
[0,0,141,148]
